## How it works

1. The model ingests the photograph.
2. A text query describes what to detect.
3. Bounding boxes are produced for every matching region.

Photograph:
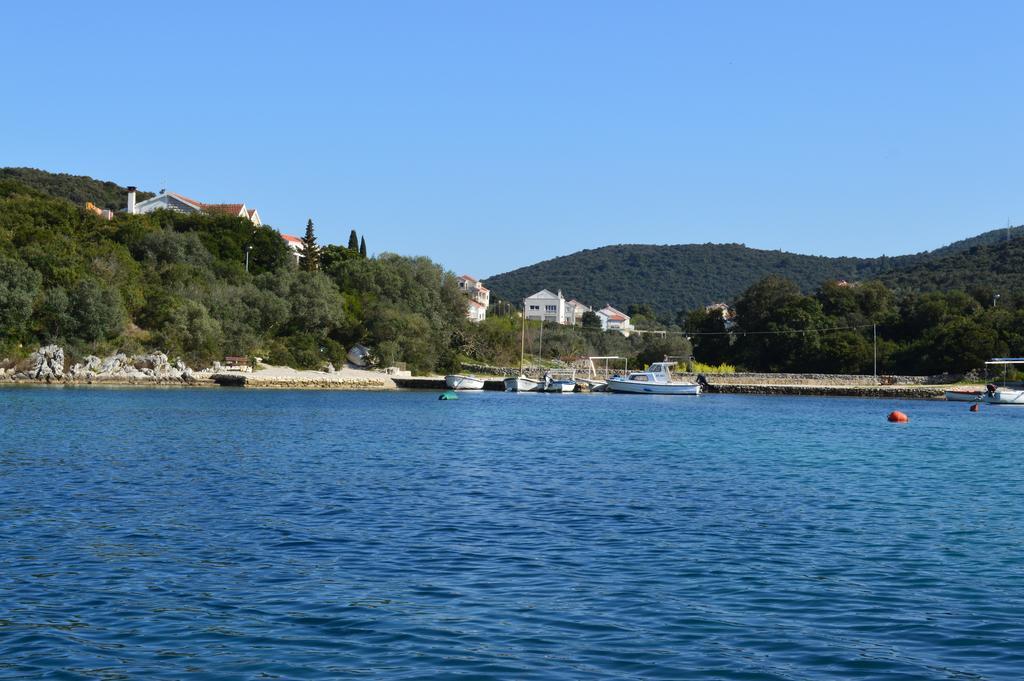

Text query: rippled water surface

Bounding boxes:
[2,387,1023,679]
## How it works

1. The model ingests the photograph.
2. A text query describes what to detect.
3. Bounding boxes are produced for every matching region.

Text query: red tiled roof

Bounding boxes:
[280,233,302,244]
[600,306,628,321]
[248,208,257,218]
[203,203,245,216]
[460,274,478,282]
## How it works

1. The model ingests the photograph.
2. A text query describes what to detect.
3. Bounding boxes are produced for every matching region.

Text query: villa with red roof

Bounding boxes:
[596,305,633,336]
[457,274,490,322]
[126,187,261,226]
[279,232,304,264]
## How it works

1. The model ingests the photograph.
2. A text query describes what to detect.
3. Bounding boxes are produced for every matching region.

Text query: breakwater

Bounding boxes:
[212,371,394,390]
[702,383,947,399]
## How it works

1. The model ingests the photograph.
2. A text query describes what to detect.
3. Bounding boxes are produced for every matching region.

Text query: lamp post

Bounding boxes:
[245,245,253,273]
[993,293,1001,308]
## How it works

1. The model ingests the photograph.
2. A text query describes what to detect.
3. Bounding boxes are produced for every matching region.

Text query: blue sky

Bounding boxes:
[3,1,1022,278]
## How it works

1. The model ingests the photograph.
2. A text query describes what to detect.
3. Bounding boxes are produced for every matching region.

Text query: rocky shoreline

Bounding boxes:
[1,346,213,386]
[0,346,963,398]
[0,345,397,390]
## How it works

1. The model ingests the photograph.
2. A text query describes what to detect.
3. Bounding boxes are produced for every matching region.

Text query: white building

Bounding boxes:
[565,299,591,326]
[524,289,568,324]
[458,275,490,323]
[596,305,633,336]
[280,232,304,264]
[126,187,262,225]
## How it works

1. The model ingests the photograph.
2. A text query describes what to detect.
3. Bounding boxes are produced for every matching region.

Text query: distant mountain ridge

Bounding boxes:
[484,229,1024,317]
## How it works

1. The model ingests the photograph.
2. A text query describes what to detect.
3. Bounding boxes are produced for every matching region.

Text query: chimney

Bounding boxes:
[126,186,137,214]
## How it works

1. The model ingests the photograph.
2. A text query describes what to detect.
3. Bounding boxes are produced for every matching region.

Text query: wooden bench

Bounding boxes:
[224,356,250,371]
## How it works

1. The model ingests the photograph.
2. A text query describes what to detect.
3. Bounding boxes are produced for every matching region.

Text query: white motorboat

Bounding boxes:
[984,386,1024,405]
[981,358,1024,405]
[607,362,701,395]
[504,375,543,392]
[445,374,485,390]
[543,370,577,393]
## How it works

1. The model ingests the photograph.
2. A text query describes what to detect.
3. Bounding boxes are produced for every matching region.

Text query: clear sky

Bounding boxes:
[3,1,1022,278]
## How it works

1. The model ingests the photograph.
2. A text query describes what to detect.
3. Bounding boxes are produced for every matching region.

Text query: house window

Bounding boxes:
[529,305,540,310]
[545,305,557,312]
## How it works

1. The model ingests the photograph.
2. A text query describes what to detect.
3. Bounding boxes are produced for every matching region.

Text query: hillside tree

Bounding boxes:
[300,219,320,272]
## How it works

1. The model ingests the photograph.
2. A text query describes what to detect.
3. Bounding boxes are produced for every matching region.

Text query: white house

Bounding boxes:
[596,305,633,336]
[565,299,591,326]
[126,187,262,226]
[524,289,568,324]
[458,275,490,322]
[280,232,304,264]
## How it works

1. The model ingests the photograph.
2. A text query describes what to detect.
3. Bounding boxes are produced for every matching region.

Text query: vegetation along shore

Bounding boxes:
[2,167,1023,384]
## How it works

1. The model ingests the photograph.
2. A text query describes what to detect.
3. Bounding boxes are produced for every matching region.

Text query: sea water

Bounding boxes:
[1,387,1022,680]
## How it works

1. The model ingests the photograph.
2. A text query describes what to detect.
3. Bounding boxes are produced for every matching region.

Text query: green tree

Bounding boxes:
[348,229,359,251]
[359,235,367,258]
[300,219,319,272]
[0,255,42,339]
[634,333,693,368]
[684,307,731,366]
[69,278,126,342]
[581,310,602,330]
[158,299,224,364]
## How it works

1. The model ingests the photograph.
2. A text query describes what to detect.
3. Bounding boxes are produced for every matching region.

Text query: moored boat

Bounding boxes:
[981,358,1024,405]
[984,386,1024,405]
[444,374,485,390]
[504,375,543,392]
[543,370,577,393]
[579,356,622,393]
[944,389,984,402]
[607,362,700,395]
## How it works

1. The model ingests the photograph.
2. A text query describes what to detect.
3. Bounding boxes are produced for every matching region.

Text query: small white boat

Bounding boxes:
[607,362,701,395]
[981,359,1024,405]
[504,375,543,392]
[984,386,1024,405]
[445,374,485,390]
[543,370,577,393]
[579,356,622,393]
[944,389,984,402]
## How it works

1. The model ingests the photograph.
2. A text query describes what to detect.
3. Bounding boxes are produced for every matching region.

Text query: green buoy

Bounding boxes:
[439,390,458,400]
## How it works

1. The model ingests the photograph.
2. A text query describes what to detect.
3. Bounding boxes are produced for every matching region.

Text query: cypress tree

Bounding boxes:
[348,229,359,251]
[300,219,320,271]
[359,236,367,258]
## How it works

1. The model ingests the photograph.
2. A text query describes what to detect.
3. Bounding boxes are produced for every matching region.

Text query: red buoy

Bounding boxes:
[887,410,909,423]
[969,403,980,412]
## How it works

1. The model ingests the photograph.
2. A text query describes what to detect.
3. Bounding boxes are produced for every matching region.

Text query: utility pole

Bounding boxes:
[873,323,877,378]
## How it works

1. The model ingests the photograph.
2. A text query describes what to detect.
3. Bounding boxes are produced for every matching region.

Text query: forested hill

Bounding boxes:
[483,244,907,316]
[484,229,1024,317]
[879,236,1024,296]
[0,167,154,211]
